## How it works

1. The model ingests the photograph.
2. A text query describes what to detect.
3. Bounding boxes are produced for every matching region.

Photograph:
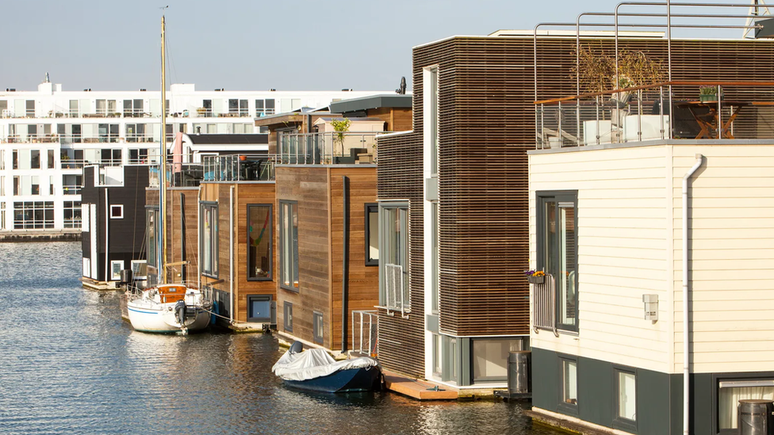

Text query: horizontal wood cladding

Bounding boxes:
[167,188,200,285]
[378,37,774,357]
[275,167,332,347]
[376,131,425,378]
[329,167,379,351]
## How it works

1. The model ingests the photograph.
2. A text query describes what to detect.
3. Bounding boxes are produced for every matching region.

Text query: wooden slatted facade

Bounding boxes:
[199,181,278,324]
[275,165,379,351]
[376,34,774,380]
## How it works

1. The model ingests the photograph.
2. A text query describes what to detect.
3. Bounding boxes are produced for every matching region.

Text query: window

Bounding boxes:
[616,370,637,425]
[313,311,323,344]
[63,201,81,229]
[379,201,409,312]
[265,99,275,115]
[472,338,524,382]
[47,150,54,169]
[430,201,439,314]
[110,260,123,280]
[718,379,774,432]
[30,150,40,169]
[365,203,378,266]
[255,99,265,116]
[283,302,293,332]
[279,201,298,291]
[562,359,578,407]
[146,207,159,269]
[0,202,5,230]
[247,204,272,280]
[131,260,147,280]
[432,334,442,377]
[25,100,35,117]
[201,202,218,277]
[247,295,273,323]
[110,205,123,219]
[13,201,54,229]
[536,191,578,332]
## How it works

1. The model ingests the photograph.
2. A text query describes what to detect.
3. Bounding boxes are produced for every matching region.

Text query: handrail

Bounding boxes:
[535,80,774,104]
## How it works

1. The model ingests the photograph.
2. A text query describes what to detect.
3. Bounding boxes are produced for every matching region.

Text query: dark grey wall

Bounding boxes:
[532,347,671,435]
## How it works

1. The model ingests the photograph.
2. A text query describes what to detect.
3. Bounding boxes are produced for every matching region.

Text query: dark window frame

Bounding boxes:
[246,203,273,281]
[200,201,219,278]
[313,311,323,344]
[279,200,299,292]
[612,366,638,433]
[713,373,774,435]
[364,203,378,266]
[246,294,273,323]
[283,302,293,332]
[557,355,579,415]
[536,190,579,333]
[109,204,124,219]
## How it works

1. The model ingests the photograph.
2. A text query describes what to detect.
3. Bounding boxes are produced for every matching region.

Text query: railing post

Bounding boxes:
[576,100,581,147]
[557,101,562,147]
[659,86,665,140]
[717,85,722,139]
[637,89,643,142]
[540,104,545,149]
[595,95,600,146]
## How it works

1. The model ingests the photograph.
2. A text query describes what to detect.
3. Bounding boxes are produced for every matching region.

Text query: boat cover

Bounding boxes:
[272,348,379,382]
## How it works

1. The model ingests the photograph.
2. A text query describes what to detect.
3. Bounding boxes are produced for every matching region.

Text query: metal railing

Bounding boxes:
[532,274,557,336]
[62,184,82,195]
[384,263,409,315]
[351,310,378,357]
[200,154,274,182]
[278,132,380,165]
[535,81,774,149]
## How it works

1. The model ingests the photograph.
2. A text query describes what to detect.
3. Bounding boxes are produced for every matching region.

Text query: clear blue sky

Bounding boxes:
[0,0,756,92]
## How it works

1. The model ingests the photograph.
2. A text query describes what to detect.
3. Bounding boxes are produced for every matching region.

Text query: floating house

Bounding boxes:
[527,15,774,435]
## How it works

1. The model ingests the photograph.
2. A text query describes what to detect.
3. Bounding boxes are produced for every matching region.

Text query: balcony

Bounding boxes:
[535,81,774,148]
[278,132,380,165]
[200,154,274,182]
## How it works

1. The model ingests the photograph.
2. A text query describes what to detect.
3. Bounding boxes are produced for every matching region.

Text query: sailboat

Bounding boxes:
[126,15,212,334]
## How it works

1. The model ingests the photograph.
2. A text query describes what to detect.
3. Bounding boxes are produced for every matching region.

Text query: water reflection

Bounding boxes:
[0,242,562,435]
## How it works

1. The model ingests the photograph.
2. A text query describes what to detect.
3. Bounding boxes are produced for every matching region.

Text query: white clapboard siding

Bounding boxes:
[531,142,774,376]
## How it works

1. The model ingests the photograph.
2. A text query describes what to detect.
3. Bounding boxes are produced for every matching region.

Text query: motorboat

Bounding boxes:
[272,342,381,393]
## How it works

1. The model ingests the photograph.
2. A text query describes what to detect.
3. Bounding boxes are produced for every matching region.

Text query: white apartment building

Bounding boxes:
[0,77,385,232]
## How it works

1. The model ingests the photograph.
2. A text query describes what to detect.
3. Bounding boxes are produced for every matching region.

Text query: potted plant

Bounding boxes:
[700,85,718,102]
[524,270,546,284]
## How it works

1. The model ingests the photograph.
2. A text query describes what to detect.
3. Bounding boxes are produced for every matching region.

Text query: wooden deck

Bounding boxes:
[383,370,458,401]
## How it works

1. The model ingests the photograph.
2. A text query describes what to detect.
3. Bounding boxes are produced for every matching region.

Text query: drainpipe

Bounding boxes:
[682,154,703,435]
[342,176,350,352]
[230,185,234,324]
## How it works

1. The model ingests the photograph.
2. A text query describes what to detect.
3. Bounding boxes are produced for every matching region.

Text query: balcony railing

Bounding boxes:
[278,132,380,165]
[535,81,774,149]
[62,184,82,195]
[351,310,378,357]
[200,154,274,182]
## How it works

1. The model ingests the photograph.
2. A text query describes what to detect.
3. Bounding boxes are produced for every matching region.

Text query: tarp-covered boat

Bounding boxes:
[272,342,381,393]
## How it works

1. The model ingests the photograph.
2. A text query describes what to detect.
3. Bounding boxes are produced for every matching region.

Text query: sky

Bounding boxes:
[0,0,760,93]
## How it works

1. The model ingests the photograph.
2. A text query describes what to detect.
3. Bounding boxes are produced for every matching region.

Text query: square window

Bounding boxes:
[110,204,123,219]
[283,302,293,332]
[247,295,273,323]
[313,311,323,344]
[617,370,637,422]
[562,359,578,406]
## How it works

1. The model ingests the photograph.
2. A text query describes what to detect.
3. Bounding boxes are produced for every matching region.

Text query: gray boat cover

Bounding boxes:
[272,348,379,381]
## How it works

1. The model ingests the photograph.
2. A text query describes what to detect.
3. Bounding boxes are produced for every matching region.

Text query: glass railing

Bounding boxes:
[535,81,774,149]
[200,155,275,182]
[278,132,381,165]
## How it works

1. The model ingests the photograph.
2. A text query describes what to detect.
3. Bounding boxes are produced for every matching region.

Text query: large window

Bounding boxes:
[247,204,272,280]
[247,295,273,323]
[13,201,54,229]
[718,379,774,432]
[379,201,409,312]
[365,203,379,266]
[63,201,81,229]
[536,191,578,332]
[146,207,159,270]
[472,338,524,382]
[279,201,298,291]
[201,202,218,277]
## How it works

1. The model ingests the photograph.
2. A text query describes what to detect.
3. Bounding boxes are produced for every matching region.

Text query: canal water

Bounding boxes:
[0,242,563,434]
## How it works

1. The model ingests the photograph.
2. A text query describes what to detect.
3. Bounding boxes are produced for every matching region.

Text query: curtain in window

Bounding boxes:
[719,386,774,429]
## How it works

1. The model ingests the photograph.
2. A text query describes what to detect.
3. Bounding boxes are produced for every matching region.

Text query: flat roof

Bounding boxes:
[186,134,268,145]
[329,94,412,113]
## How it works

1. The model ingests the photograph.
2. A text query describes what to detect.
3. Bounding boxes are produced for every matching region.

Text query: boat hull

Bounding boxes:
[284,367,381,393]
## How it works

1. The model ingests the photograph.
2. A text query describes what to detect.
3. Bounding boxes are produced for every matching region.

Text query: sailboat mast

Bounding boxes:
[159,15,168,284]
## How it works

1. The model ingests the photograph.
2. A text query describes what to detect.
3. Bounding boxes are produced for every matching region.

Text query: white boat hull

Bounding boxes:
[126,285,211,334]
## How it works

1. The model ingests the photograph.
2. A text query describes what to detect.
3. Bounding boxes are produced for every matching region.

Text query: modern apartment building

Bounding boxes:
[0,77,383,233]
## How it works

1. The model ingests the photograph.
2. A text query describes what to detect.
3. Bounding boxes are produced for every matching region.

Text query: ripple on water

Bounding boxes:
[0,242,562,435]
